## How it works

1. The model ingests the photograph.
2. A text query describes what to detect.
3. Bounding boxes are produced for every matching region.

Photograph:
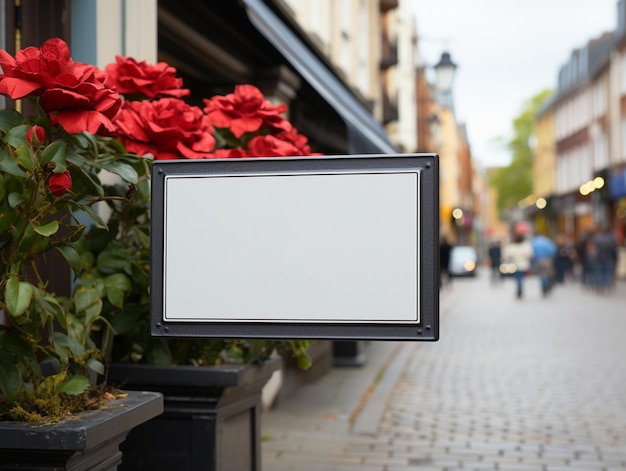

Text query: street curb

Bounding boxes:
[350,341,418,435]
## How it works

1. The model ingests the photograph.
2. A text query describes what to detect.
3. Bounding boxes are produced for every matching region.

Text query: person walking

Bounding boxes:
[554,234,576,284]
[488,240,502,284]
[591,226,618,292]
[531,235,557,296]
[502,233,534,299]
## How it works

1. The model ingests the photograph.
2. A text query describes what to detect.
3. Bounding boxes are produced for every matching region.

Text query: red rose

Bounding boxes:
[246,134,301,157]
[213,148,249,158]
[105,55,190,99]
[26,125,46,146]
[203,84,292,138]
[274,128,316,155]
[48,170,72,197]
[113,98,216,160]
[0,38,121,135]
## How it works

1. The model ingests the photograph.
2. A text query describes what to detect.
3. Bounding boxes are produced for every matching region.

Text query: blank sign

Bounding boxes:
[163,171,420,323]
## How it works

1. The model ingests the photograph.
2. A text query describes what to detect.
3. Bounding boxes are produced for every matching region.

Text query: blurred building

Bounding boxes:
[415,46,478,245]
[531,1,626,246]
[3,0,397,156]
[281,0,383,123]
[531,96,557,235]
[4,0,485,248]
[483,167,509,242]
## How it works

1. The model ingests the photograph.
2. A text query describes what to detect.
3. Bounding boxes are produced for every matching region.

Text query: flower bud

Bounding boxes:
[26,125,46,146]
[48,170,72,197]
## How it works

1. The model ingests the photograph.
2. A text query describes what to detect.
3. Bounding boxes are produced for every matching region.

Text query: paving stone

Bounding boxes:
[261,274,626,470]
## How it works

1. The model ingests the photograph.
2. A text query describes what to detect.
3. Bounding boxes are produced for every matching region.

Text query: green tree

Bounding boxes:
[489,89,552,214]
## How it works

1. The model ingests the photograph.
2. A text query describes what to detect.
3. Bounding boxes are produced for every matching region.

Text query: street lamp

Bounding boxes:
[433,51,457,93]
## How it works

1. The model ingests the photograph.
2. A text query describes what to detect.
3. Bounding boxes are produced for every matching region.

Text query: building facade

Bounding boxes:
[532,1,626,248]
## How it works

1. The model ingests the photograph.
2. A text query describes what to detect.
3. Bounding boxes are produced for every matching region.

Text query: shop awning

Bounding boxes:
[242,0,398,155]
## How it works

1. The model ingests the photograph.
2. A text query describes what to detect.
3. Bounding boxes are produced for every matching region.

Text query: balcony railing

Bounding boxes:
[380,0,399,13]
[380,35,398,69]
[382,91,398,124]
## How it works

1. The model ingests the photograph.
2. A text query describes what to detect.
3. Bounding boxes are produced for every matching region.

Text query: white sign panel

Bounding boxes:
[163,172,419,323]
[150,155,439,341]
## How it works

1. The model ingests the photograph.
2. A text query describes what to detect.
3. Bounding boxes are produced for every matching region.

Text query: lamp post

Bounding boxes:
[433,51,457,109]
[433,51,457,92]
[416,51,457,152]
[424,51,461,243]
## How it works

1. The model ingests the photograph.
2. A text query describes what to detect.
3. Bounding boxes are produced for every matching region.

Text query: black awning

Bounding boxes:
[242,0,398,155]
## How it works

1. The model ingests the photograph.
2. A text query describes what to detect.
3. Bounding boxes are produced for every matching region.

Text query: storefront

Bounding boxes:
[4,0,397,156]
[157,0,397,155]
[609,167,626,245]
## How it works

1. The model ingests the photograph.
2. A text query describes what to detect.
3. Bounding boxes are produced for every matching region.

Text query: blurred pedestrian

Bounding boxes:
[439,236,452,289]
[591,225,618,292]
[554,234,576,284]
[488,240,502,284]
[577,230,594,288]
[502,233,534,299]
[531,234,557,296]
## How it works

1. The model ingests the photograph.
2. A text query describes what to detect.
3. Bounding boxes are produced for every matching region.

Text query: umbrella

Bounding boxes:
[531,235,557,259]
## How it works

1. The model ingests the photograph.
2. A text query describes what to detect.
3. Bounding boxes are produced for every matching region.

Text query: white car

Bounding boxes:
[448,246,478,277]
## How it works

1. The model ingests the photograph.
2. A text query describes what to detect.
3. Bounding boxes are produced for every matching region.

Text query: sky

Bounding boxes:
[408,0,619,167]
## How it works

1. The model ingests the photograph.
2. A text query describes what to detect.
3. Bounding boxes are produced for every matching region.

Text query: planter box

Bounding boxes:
[108,358,280,471]
[0,390,163,471]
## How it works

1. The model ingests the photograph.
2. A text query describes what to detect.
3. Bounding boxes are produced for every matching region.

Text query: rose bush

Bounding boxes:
[0,38,314,421]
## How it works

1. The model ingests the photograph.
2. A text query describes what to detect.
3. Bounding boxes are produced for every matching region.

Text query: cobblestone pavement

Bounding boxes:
[261,271,626,470]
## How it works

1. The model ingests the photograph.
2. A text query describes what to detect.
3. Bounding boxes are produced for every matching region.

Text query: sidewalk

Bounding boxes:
[261,274,626,471]
[260,289,460,470]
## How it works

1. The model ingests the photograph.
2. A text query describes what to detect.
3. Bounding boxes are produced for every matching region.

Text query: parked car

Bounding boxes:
[448,245,478,277]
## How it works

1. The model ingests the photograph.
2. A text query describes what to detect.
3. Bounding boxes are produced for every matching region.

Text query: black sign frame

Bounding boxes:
[150,154,439,341]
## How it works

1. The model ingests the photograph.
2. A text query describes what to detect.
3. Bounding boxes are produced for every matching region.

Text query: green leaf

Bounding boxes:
[5,276,33,317]
[40,140,68,172]
[96,245,132,274]
[67,133,91,150]
[80,132,99,154]
[0,109,26,132]
[33,220,59,237]
[66,154,104,197]
[74,286,102,324]
[109,139,128,154]
[56,374,90,395]
[100,160,139,184]
[0,209,18,233]
[35,291,66,330]
[74,286,98,312]
[0,330,37,359]
[5,124,29,148]
[105,286,124,308]
[0,155,28,178]
[87,357,105,375]
[104,273,132,291]
[16,223,36,254]
[70,201,107,228]
[56,244,83,275]
[52,332,86,360]
[0,362,23,401]
[15,145,35,172]
[7,191,26,208]
[0,174,5,202]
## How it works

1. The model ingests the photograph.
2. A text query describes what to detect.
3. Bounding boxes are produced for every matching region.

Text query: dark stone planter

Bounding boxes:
[0,390,163,470]
[333,340,368,367]
[108,358,281,471]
